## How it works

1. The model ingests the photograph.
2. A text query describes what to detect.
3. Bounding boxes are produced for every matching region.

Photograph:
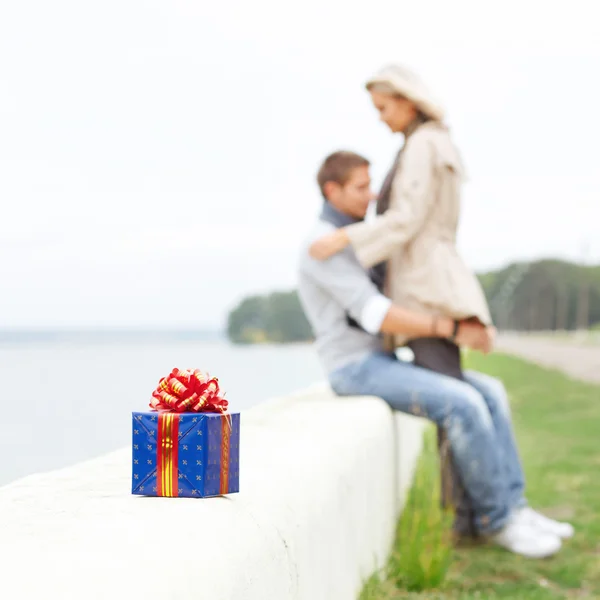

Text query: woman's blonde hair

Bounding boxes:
[366,81,431,123]
[365,64,445,121]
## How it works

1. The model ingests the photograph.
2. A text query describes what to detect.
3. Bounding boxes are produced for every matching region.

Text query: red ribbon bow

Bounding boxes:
[150,368,228,414]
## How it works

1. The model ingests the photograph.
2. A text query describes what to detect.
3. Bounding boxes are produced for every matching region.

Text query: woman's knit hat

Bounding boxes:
[366,63,445,121]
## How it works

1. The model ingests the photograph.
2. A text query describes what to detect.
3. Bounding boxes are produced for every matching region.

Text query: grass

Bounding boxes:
[360,352,600,599]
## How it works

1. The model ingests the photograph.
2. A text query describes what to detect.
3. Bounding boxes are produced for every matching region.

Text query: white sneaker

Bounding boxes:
[492,517,562,558]
[515,507,575,539]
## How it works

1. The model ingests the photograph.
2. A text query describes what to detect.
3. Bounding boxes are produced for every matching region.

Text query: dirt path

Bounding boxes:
[496,333,600,384]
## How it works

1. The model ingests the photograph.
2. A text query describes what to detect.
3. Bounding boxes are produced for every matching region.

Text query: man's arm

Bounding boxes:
[379,304,453,338]
[302,243,493,351]
[302,244,444,338]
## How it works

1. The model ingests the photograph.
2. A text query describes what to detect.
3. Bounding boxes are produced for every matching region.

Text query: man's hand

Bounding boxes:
[455,321,496,354]
[309,229,350,260]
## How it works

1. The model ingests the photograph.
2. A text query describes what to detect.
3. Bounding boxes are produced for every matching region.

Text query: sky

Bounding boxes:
[1,0,599,329]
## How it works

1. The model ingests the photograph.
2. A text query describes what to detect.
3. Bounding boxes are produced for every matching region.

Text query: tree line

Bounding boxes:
[227,259,600,344]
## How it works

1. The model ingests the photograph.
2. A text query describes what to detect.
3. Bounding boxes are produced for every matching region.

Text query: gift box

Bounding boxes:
[132,411,240,497]
[132,368,240,498]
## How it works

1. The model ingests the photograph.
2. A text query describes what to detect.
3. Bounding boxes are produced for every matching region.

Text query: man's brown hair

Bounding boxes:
[316,151,370,199]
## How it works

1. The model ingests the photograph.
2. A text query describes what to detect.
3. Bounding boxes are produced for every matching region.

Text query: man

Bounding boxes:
[297,150,573,558]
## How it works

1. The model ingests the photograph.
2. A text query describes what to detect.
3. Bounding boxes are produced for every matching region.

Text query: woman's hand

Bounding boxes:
[456,321,496,354]
[309,229,350,260]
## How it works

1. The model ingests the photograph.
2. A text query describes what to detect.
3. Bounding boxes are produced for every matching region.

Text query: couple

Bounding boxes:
[297,64,573,558]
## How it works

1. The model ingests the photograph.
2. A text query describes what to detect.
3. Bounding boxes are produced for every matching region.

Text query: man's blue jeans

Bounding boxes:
[329,351,526,534]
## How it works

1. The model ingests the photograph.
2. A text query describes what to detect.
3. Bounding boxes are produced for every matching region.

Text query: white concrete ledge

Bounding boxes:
[0,383,427,600]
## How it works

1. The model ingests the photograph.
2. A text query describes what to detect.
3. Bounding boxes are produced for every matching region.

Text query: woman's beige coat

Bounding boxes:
[345,121,492,346]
